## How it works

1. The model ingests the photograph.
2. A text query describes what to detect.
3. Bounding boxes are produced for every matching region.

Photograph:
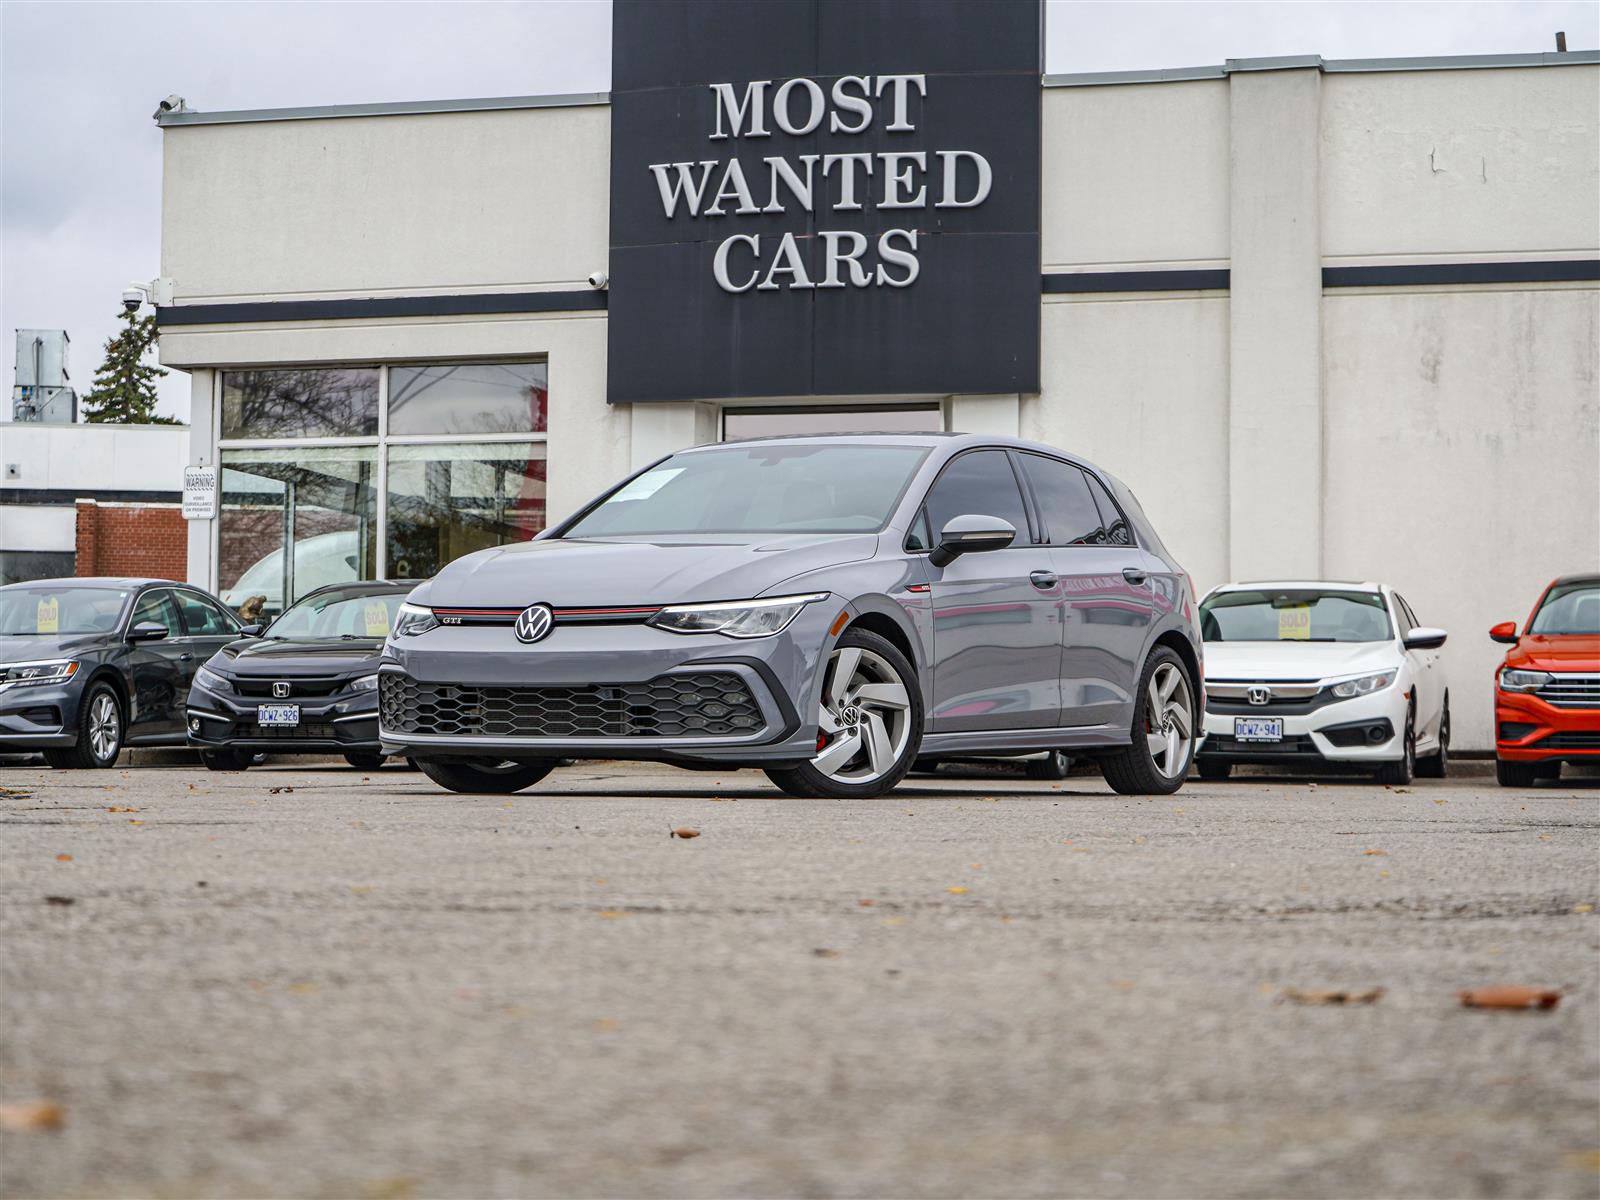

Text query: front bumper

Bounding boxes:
[1198,684,1406,766]
[1495,689,1600,763]
[377,602,837,766]
[0,681,82,749]
[185,682,380,752]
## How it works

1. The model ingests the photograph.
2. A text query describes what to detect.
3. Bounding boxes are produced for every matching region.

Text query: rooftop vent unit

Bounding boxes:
[12,329,77,423]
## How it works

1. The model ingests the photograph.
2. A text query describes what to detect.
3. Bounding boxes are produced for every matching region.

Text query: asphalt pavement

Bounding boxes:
[2,759,1597,1199]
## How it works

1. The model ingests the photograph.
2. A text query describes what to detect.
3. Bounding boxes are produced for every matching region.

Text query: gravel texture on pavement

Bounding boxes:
[2,760,1597,1199]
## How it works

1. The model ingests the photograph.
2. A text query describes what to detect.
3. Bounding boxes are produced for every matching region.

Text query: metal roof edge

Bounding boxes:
[1045,48,1598,87]
[155,91,610,127]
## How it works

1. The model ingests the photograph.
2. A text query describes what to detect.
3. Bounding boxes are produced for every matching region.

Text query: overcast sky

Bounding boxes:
[2,0,1595,422]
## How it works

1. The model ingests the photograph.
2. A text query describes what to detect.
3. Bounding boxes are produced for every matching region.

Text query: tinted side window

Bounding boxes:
[1084,474,1133,546]
[923,451,1029,542]
[1020,455,1104,546]
[904,509,932,553]
[176,591,239,637]
[130,590,183,637]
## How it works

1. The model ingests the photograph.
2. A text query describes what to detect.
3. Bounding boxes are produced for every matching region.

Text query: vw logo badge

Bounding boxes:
[514,604,554,644]
[1247,685,1271,706]
[272,681,291,699]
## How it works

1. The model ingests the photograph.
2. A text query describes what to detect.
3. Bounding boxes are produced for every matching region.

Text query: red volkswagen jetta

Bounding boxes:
[1490,573,1600,786]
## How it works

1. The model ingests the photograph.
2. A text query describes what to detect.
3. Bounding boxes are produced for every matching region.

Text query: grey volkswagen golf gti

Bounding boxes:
[380,434,1204,798]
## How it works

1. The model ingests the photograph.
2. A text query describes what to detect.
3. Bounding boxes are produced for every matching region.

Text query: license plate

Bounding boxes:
[1235,717,1283,742]
[256,704,300,727]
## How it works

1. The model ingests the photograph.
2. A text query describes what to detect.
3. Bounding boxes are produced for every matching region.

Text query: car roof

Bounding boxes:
[676,431,1111,463]
[0,576,180,590]
[1209,580,1387,594]
[1551,573,1600,587]
[294,579,423,599]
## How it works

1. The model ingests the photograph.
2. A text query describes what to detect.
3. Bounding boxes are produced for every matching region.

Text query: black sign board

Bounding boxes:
[607,0,1042,404]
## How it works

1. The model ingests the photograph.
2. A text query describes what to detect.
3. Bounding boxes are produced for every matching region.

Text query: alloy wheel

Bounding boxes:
[1144,661,1193,779]
[89,692,120,763]
[811,646,912,784]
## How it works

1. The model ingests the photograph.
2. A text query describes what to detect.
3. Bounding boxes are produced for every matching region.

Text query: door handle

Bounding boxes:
[1029,570,1058,590]
[179,653,194,662]
[1122,567,1149,585]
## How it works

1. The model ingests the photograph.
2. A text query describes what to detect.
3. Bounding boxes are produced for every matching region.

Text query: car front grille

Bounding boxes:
[1535,674,1600,709]
[1532,731,1600,750]
[234,677,346,698]
[379,671,764,739]
[1202,734,1317,755]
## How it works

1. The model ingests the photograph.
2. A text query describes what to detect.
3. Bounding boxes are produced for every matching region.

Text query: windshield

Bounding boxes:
[0,586,129,636]
[264,587,408,640]
[563,443,931,538]
[1201,589,1393,643]
[1529,581,1600,635]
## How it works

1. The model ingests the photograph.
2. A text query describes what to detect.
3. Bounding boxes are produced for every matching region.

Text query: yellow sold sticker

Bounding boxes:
[1278,605,1311,640]
[36,597,59,634]
[363,601,391,637]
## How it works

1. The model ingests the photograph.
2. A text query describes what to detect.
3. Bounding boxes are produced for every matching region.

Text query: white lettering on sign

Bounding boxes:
[649,72,991,293]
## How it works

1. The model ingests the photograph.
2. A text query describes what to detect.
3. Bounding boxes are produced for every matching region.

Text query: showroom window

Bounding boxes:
[216,362,548,616]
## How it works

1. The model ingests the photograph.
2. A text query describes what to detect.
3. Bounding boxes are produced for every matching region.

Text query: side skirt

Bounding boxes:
[919,725,1128,757]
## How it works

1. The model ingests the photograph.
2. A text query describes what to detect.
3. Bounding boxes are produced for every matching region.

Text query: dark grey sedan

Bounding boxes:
[381,434,1204,799]
[0,577,242,768]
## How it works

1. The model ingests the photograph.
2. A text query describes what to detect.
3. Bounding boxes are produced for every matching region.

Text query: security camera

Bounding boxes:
[121,287,145,313]
[153,94,187,119]
[587,270,609,291]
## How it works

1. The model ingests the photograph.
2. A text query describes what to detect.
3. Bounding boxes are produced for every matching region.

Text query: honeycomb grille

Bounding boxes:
[379,671,763,739]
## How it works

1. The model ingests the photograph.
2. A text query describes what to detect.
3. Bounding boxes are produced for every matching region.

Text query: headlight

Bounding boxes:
[349,673,380,693]
[392,603,439,637]
[193,666,230,694]
[1499,668,1551,692]
[648,592,828,639]
[1331,671,1396,698]
[0,660,79,687]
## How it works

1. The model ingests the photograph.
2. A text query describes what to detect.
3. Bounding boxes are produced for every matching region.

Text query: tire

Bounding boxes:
[764,628,922,799]
[200,749,251,771]
[1100,647,1197,796]
[1375,709,1415,786]
[1025,750,1071,780]
[43,682,123,770]
[343,752,386,770]
[1196,758,1232,781]
[1495,757,1539,787]
[1416,694,1449,778]
[417,757,556,795]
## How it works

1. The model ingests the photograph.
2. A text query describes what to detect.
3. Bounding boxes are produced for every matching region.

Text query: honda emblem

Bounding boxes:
[1247,685,1271,706]
[272,681,291,699]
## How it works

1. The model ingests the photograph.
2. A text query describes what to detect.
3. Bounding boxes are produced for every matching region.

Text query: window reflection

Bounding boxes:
[386,443,546,579]
[218,446,378,616]
[222,368,379,439]
[387,362,548,436]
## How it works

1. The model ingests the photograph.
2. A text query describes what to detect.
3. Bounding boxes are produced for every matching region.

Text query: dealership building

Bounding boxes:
[151,1,1598,749]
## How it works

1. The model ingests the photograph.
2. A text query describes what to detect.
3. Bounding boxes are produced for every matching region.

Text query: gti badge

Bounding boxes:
[514,603,555,644]
[272,681,291,699]
[1247,685,1271,706]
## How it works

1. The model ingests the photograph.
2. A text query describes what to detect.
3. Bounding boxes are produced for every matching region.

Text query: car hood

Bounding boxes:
[421,534,879,608]
[1202,640,1398,682]
[0,634,115,663]
[1505,634,1600,672]
[214,637,385,678]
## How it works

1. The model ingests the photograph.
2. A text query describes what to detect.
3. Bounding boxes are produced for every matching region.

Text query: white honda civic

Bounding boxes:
[1194,581,1449,784]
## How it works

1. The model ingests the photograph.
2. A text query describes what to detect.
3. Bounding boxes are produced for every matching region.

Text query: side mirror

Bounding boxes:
[238,623,265,638]
[1403,626,1448,651]
[928,514,1017,568]
[127,621,169,643]
[1489,621,1519,645]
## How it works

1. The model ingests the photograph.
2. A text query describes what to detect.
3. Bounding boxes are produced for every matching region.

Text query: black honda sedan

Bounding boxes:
[0,577,244,768]
[186,580,419,770]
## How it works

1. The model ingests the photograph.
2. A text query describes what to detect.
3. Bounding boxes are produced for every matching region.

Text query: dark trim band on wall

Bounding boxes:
[1042,269,1230,293]
[1323,259,1600,288]
[0,489,182,506]
[155,289,607,327]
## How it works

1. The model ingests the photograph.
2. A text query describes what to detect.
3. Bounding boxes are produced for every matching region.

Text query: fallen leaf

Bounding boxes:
[670,828,701,839]
[1575,903,1594,914]
[55,854,71,863]
[812,948,841,958]
[0,1102,64,1132]
[269,786,294,794]
[1363,848,1388,856]
[880,916,905,927]
[597,909,630,919]
[43,896,74,906]
[1459,985,1561,1010]
[1563,1150,1600,1173]
[128,819,144,825]
[946,885,969,895]
[592,1018,620,1032]
[858,899,875,907]
[287,982,319,995]
[1393,787,1410,794]
[1280,987,1386,1006]
[350,885,372,895]
[107,806,138,813]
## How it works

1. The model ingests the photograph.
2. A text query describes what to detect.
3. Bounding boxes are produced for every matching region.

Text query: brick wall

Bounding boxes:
[74,501,187,581]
